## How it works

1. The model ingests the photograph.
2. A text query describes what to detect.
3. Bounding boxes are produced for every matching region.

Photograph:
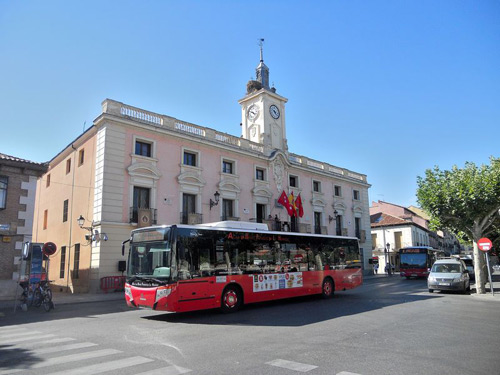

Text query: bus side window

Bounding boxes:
[177,242,191,280]
[315,254,323,270]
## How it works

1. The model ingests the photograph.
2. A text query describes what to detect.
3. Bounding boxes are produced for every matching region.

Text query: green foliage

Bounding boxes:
[416,157,500,240]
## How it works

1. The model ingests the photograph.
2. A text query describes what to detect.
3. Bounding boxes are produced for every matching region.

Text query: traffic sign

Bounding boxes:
[477,238,493,252]
[42,242,57,256]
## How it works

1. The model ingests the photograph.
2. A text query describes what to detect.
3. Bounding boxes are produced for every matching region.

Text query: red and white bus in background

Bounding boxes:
[399,246,443,279]
[122,221,363,313]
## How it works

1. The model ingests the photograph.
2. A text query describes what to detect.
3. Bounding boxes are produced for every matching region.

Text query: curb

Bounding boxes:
[0,293,124,311]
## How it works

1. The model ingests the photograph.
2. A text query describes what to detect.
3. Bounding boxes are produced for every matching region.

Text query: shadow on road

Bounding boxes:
[0,345,40,372]
[143,276,438,327]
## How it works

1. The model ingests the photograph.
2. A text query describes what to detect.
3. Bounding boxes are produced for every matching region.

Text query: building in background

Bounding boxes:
[370,200,461,272]
[33,50,372,293]
[0,153,47,299]
[407,205,461,255]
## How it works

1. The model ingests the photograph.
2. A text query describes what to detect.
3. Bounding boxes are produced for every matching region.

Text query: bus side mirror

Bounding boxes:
[121,238,130,256]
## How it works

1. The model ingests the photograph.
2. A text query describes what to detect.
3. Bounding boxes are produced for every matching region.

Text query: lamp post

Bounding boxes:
[385,242,391,275]
[328,209,338,224]
[77,215,108,244]
[209,191,220,210]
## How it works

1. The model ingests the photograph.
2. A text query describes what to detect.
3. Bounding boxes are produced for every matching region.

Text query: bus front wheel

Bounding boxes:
[322,278,334,299]
[221,286,242,313]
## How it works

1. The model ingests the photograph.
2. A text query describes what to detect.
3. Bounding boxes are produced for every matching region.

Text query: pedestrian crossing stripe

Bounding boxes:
[48,356,154,375]
[0,342,98,363]
[134,365,192,375]
[266,359,318,372]
[27,348,122,369]
[0,334,56,345]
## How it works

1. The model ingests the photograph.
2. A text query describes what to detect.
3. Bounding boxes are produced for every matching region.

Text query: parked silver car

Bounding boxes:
[428,258,470,293]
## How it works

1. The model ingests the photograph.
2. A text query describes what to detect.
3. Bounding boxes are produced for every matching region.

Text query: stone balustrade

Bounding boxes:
[101,99,367,184]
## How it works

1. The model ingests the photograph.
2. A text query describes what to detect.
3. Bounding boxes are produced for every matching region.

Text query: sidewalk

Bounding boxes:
[0,290,124,311]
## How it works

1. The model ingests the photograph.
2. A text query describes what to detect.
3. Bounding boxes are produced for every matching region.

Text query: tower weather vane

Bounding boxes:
[259,38,264,62]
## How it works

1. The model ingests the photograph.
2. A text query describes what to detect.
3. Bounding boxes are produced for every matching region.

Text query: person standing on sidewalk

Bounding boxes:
[374,263,379,274]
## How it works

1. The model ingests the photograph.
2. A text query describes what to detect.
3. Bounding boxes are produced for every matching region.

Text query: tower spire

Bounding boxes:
[256,38,270,89]
[259,38,264,62]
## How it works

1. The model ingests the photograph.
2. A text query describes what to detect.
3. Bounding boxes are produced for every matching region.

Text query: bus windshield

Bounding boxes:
[400,253,427,268]
[128,241,172,280]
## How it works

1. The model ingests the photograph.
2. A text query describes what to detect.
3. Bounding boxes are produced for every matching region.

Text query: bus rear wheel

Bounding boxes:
[221,286,242,313]
[322,278,334,299]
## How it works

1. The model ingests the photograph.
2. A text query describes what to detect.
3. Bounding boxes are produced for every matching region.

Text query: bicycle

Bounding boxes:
[33,280,54,312]
[19,280,32,312]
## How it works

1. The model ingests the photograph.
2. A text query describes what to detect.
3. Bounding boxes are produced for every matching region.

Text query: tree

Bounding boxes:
[416,157,500,294]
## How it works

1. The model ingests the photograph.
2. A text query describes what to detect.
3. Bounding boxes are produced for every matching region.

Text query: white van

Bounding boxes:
[428,258,470,293]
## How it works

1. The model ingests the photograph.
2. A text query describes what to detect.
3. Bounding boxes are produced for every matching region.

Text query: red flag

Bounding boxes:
[296,193,304,218]
[278,190,295,216]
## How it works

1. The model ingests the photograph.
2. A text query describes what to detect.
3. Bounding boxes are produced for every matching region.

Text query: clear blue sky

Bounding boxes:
[1,1,498,208]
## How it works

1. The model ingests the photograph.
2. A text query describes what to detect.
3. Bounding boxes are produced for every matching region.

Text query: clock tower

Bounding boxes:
[239,40,288,152]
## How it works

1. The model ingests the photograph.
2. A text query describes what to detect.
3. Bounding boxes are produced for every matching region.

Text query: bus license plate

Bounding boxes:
[438,283,450,286]
[411,274,417,277]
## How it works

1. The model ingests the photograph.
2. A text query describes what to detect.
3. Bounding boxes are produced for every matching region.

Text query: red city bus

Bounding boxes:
[399,246,443,279]
[122,221,363,313]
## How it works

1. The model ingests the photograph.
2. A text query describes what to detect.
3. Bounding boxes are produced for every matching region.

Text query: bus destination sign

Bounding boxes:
[133,229,166,243]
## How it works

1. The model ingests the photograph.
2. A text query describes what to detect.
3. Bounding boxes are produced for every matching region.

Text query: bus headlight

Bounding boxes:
[125,286,133,300]
[155,288,171,302]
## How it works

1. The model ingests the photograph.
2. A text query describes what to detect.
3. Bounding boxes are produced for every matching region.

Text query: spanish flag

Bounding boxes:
[278,190,295,217]
[288,192,297,217]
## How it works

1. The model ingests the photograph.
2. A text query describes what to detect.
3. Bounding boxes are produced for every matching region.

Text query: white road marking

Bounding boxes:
[0,348,123,373]
[0,331,42,339]
[9,337,76,348]
[266,359,318,372]
[0,325,26,332]
[0,370,23,375]
[48,356,154,375]
[135,365,192,375]
[337,372,362,375]
[29,348,122,368]
[0,342,98,362]
[0,334,56,345]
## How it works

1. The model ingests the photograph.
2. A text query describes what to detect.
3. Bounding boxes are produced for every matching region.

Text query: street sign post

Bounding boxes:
[478,238,493,252]
[42,242,57,256]
[477,238,494,296]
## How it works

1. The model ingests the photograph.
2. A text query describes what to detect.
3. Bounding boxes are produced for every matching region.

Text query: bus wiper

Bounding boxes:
[141,277,167,285]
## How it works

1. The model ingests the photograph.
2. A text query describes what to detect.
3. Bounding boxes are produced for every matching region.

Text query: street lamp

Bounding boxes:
[385,242,391,275]
[328,209,338,223]
[209,191,220,210]
[77,215,108,243]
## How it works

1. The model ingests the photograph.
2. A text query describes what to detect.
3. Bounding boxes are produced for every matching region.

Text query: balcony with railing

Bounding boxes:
[180,212,203,225]
[130,207,157,226]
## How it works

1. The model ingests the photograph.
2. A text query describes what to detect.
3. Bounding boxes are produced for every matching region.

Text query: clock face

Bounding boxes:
[270,104,280,119]
[247,104,259,121]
